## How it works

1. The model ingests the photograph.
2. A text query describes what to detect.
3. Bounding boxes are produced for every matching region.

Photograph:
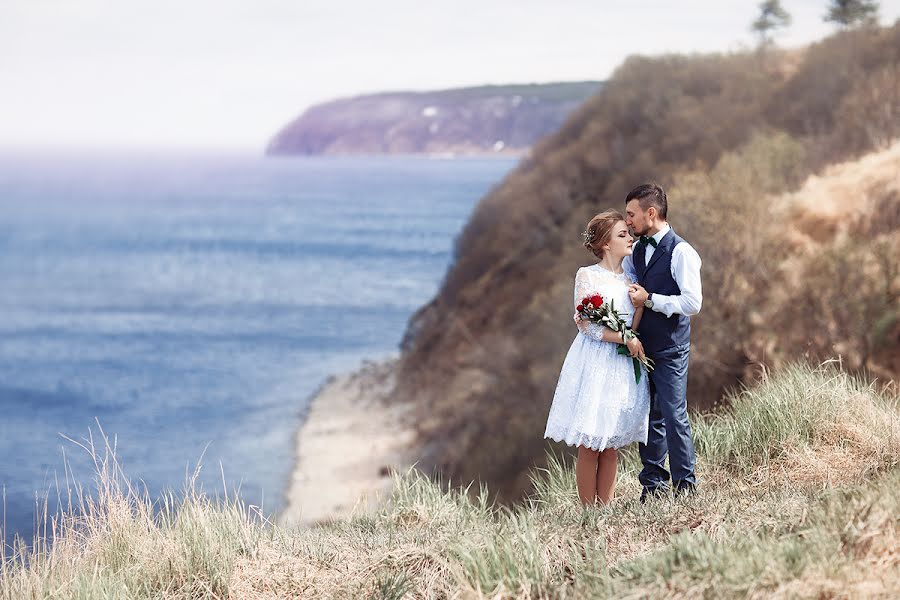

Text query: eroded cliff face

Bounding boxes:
[388,26,900,501]
[265,82,602,156]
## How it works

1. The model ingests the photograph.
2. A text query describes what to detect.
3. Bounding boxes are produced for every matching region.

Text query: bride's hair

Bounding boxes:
[582,210,625,259]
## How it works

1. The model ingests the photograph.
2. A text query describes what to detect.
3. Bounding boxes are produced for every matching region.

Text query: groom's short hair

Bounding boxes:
[625,183,667,219]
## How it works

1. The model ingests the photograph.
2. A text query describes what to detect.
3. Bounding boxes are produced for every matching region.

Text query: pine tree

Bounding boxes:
[823,0,879,28]
[751,0,793,46]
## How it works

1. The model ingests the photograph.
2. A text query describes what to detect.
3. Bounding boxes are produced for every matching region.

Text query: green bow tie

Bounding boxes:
[640,235,658,248]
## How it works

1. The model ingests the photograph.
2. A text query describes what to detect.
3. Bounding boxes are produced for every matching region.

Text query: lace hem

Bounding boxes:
[544,428,648,452]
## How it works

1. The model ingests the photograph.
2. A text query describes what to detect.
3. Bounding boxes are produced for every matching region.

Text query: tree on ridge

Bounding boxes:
[752,0,792,47]
[824,0,880,28]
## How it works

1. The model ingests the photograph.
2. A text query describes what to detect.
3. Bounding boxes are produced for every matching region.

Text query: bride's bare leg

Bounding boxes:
[576,446,600,505]
[596,448,617,504]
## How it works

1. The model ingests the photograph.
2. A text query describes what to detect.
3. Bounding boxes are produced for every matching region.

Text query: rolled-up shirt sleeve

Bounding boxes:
[651,243,702,318]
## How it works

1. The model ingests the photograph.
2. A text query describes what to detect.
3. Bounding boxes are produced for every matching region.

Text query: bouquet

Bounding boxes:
[577,293,654,383]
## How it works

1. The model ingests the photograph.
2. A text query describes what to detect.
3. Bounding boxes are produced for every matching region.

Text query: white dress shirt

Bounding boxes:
[622,223,703,318]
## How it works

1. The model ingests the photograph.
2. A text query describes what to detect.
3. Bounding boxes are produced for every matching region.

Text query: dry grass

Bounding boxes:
[1,362,898,598]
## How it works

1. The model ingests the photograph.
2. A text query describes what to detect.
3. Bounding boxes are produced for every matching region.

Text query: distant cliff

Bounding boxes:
[265,82,602,156]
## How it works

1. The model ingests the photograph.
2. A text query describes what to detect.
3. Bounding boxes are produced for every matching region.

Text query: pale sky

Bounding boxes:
[2,1,898,151]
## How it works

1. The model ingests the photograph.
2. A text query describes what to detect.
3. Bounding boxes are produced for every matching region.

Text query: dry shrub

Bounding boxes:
[785,237,899,371]
[765,148,900,378]
[836,64,900,152]
[669,131,808,404]
[768,23,900,165]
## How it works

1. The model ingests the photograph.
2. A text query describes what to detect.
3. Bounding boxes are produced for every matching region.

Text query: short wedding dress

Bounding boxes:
[544,264,651,451]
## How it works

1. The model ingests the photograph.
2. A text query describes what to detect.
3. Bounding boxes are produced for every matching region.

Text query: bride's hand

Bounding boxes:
[626,337,645,360]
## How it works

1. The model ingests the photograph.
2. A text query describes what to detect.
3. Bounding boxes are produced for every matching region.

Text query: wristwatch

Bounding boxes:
[644,294,654,309]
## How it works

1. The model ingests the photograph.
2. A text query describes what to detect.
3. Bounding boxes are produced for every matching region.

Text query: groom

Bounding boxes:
[621,183,702,500]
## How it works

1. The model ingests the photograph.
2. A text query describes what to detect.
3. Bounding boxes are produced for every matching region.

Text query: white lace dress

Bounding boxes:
[544,264,651,451]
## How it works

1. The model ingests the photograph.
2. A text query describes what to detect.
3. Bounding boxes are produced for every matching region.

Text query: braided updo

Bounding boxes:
[582,210,625,259]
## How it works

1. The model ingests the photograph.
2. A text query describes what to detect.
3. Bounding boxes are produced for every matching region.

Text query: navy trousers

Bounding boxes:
[638,342,697,491]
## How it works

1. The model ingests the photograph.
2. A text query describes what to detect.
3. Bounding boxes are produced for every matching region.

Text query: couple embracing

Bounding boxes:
[544,183,702,504]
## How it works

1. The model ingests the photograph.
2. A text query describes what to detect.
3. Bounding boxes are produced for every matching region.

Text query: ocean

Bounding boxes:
[0,152,516,549]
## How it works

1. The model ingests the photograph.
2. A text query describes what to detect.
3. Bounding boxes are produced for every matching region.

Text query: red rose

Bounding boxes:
[590,294,604,307]
[582,296,592,305]
[576,304,584,312]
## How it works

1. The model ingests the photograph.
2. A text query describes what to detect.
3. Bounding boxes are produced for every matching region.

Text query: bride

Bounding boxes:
[544,210,651,505]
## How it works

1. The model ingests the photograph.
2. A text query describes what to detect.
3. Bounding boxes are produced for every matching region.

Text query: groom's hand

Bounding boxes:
[628,284,649,308]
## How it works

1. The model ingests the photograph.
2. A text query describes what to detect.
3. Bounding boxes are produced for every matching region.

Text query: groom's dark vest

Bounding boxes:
[634,229,691,354]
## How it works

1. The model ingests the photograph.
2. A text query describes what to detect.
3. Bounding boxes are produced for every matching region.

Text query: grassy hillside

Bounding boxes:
[2,363,898,598]
[392,24,900,500]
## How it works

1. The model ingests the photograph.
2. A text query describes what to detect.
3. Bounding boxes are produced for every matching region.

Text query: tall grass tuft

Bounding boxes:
[0,426,273,599]
[695,361,900,486]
